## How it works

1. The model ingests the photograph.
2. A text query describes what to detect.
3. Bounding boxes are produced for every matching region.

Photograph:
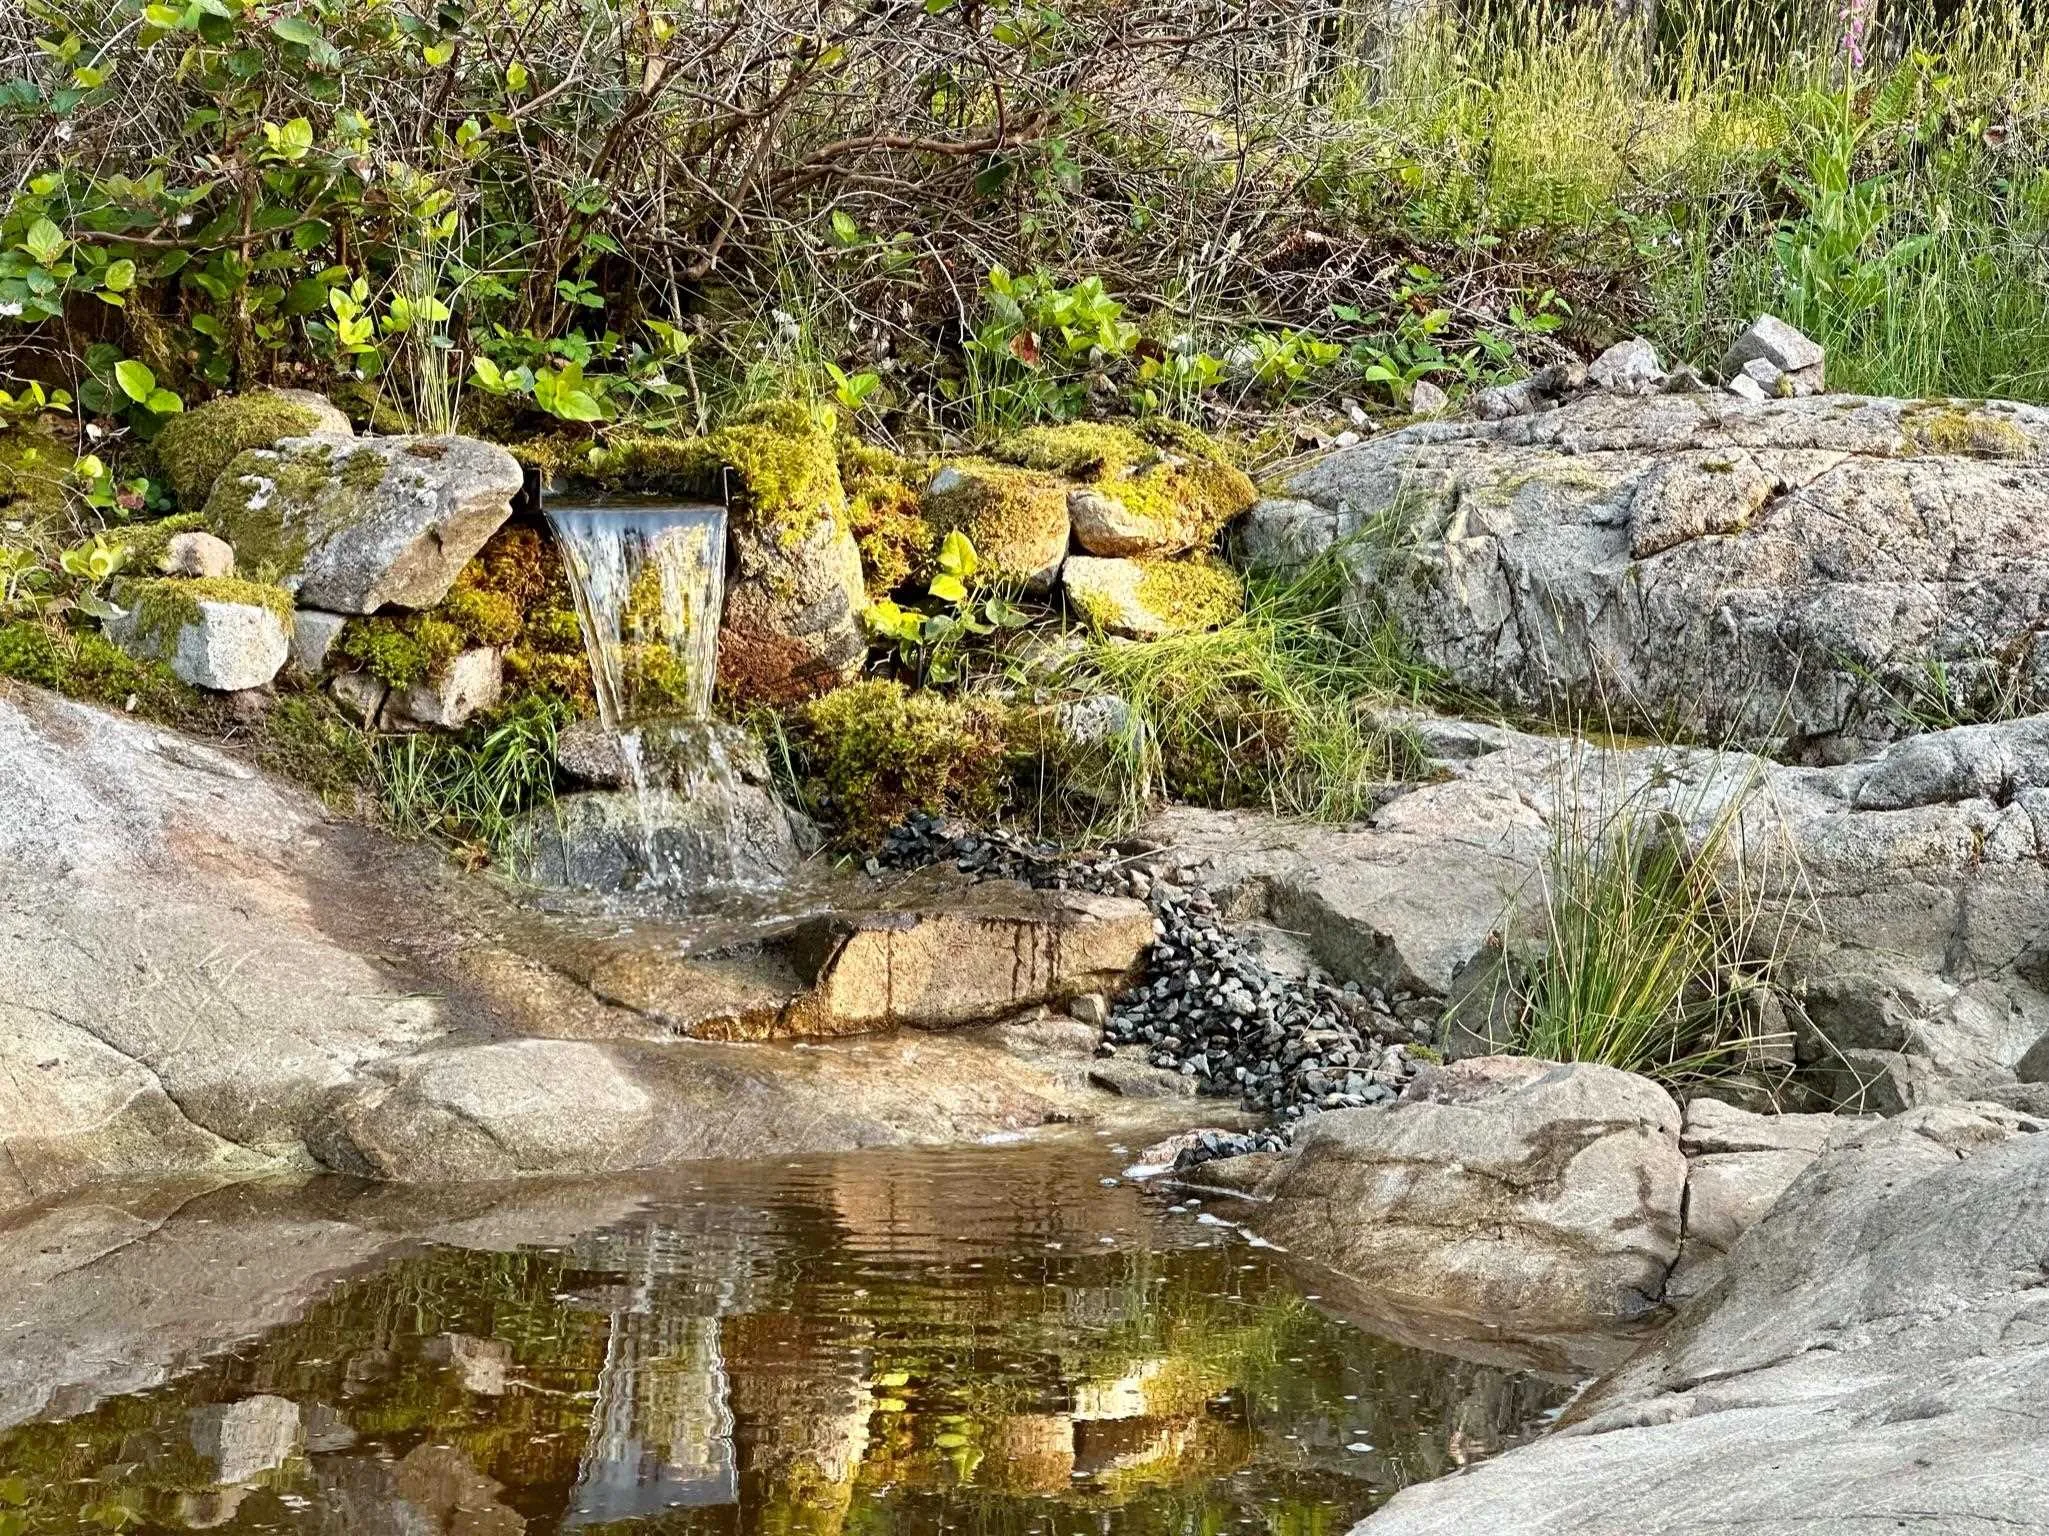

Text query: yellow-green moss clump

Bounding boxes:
[991,419,1255,555]
[328,523,601,701]
[921,462,1070,588]
[1903,403,2038,461]
[558,400,847,548]
[119,576,295,652]
[154,390,335,510]
[0,617,200,718]
[1066,553,1244,637]
[0,421,77,548]
[838,437,935,592]
[794,678,1009,846]
[1137,554,1244,629]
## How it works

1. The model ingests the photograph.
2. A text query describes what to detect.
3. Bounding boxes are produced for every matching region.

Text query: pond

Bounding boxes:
[0,1139,1573,1534]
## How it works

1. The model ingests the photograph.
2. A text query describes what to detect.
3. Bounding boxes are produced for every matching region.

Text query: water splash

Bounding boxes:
[545,502,730,888]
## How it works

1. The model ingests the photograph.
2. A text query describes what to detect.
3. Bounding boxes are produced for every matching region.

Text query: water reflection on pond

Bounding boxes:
[0,1142,1571,1533]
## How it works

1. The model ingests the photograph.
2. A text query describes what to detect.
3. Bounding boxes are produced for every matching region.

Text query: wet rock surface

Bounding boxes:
[1212,1058,1687,1336]
[0,686,1202,1206]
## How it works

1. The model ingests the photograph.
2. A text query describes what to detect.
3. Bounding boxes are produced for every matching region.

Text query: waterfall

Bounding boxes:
[544,503,727,728]
[545,501,731,889]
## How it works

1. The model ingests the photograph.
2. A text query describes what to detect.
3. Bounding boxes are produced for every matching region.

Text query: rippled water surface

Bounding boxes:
[0,1141,1571,1533]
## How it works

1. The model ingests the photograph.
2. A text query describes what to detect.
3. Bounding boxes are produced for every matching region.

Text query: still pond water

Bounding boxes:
[0,1140,1570,1533]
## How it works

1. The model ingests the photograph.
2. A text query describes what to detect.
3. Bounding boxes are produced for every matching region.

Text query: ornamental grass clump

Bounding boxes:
[1059,543,1439,829]
[1505,751,1802,1087]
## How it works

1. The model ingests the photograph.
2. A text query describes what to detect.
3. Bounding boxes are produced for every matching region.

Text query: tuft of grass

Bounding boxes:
[372,694,567,864]
[1499,750,1799,1087]
[1054,545,1441,830]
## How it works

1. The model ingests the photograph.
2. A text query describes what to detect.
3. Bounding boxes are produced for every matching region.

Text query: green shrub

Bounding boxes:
[794,679,1009,847]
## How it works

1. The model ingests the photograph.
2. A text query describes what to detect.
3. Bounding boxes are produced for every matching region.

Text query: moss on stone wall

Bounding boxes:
[204,439,390,578]
[921,462,1069,586]
[118,577,295,655]
[991,419,1255,553]
[1135,554,1244,631]
[838,438,934,592]
[154,390,332,510]
[794,678,1009,846]
[116,512,214,572]
[552,400,848,550]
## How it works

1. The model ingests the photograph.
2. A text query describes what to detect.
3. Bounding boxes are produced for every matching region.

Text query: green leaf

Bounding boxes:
[145,387,183,414]
[936,528,978,579]
[113,358,156,402]
[102,258,137,292]
[830,209,859,246]
[270,15,324,48]
[20,217,65,267]
[555,388,604,422]
[423,40,455,66]
[927,572,967,604]
[504,60,528,91]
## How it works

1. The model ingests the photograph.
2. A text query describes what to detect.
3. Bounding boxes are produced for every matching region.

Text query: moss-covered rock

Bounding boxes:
[107,576,293,691]
[116,512,216,573]
[794,678,1009,846]
[921,462,1070,592]
[204,433,522,612]
[993,420,1255,558]
[1062,553,1243,638]
[154,389,351,511]
[532,402,868,704]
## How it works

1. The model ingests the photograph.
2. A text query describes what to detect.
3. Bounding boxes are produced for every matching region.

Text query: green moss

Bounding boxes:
[795,679,1009,847]
[117,512,214,572]
[564,400,847,548]
[0,617,202,719]
[203,440,390,575]
[153,390,331,510]
[335,613,465,689]
[440,583,521,648]
[328,523,595,705]
[0,421,76,547]
[1903,403,2037,460]
[253,688,373,806]
[119,575,294,653]
[991,419,1254,553]
[921,462,1069,586]
[838,438,935,591]
[1135,554,1244,631]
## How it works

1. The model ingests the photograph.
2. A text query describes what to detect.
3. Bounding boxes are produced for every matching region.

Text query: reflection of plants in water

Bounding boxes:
[0,1160,1570,1535]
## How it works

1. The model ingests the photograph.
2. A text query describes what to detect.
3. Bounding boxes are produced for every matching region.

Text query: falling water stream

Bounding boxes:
[545,501,730,888]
